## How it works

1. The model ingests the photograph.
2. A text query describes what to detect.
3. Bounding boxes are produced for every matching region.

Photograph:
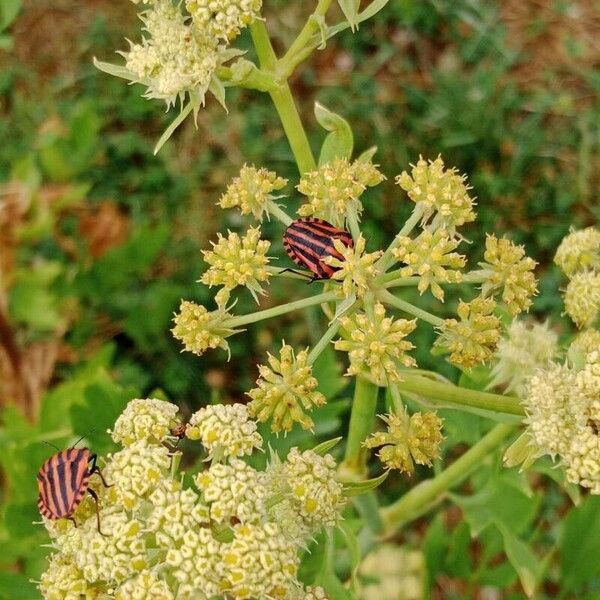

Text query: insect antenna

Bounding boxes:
[70,428,97,449]
[42,440,61,452]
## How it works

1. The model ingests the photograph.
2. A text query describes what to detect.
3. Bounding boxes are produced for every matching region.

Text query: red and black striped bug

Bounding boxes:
[283,217,354,281]
[37,446,111,535]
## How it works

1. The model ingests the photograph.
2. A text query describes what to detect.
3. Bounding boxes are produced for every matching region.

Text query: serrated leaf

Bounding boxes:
[312,437,342,456]
[342,470,388,496]
[315,102,353,165]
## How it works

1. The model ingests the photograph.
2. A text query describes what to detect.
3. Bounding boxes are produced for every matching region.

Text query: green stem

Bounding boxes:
[345,208,361,243]
[377,204,425,271]
[379,289,444,327]
[279,0,334,76]
[307,318,343,365]
[395,374,525,416]
[227,290,338,328]
[376,271,488,289]
[250,21,316,174]
[341,377,379,477]
[380,424,515,534]
[267,200,293,226]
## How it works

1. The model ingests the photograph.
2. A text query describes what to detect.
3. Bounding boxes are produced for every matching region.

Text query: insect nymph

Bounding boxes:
[283,217,353,280]
[37,447,110,534]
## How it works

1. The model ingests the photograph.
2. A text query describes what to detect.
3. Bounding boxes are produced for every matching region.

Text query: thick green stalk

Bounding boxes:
[341,377,379,477]
[380,424,515,534]
[250,21,316,174]
[396,373,525,416]
[227,290,338,328]
[267,200,293,226]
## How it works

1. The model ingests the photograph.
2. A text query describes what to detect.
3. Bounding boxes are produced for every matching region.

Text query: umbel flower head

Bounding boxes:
[171,300,239,358]
[476,234,538,315]
[247,343,326,433]
[297,157,384,227]
[185,403,262,459]
[563,270,600,329]
[396,155,476,233]
[364,410,444,475]
[38,398,345,598]
[324,234,382,298]
[200,226,271,306]
[186,0,262,41]
[392,229,466,301]
[434,296,501,368]
[569,328,600,361]
[335,303,416,386]
[489,320,559,396]
[554,226,600,276]
[218,164,288,221]
[122,1,220,106]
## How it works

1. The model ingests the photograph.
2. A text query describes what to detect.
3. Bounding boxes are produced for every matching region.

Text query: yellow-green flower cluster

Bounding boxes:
[324,234,382,298]
[364,411,443,475]
[218,164,287,221]
[477,234,538,315]
[435,296,501,368]
[110,397,180,446]
[185,403,262,459]
[171,300,239,358]
[335,303,416,385]
[396,156,476,233]
[297,158,384,227]
[186,0,262,41]
[569,328,600,361]
[564,271,600,329]
[123,1,219,106]
[201,226,271,306]
[489,320,559,396]
[523,352,600,493]
[39,398,347,599]
[247,344,326,433]
[554,226,600,276]
[392,229,466,300]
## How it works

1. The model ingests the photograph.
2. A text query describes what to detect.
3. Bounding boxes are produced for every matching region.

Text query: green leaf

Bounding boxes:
[560,495,600,593]
[0,0,21,30]
[315,531,354,599]
[314,102,354,165]
[93,58,139,82]
[357,0,390,22]
[356,146,378,163]
[338,521,360,592]
[497,523,542,597]
[154,100,196,154]
[342,471,388,496]
[312,437,342,456]
[337,0,360,30]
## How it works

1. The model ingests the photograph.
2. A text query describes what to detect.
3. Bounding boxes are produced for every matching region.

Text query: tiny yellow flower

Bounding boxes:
[396,156,476,233]
[554,226,600,276]
[247,344,326,433]
[364,411,443,475]
[435,296,501,368]
[171,300,239,358]
[297,158,384,227]
[392,229,465,301]
[477,234,538,315]
[201,227,271,304]
[564,270,600,329]
[115,571,174,600]
[324,234,382,298]
[187,0,262,41]
[38,554,99,600]
[218,164,287,221]
[335,303,416,385]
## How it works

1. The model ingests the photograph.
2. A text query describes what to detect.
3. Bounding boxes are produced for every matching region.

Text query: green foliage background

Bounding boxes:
[0,0,599,598]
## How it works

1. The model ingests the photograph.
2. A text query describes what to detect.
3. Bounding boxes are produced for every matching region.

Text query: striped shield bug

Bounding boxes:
[283,217,353,281]
[37,445,111,535]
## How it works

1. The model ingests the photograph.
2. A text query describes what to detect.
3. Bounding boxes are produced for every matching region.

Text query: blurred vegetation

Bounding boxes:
[0,0,599,598]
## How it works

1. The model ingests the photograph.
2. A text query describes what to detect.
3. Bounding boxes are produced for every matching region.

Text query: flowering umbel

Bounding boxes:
[186,0,262,41]
[364,410,443,475]
[38,399,345,598]
[563,271,600,329]
[247,344,326,433]
[554,226,600,276]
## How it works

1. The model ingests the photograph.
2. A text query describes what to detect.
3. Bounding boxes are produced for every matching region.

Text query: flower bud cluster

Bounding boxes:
[247,344,326,433]
[554,226,600,276]
[201,226,271,306]
[434,296,501,368]
[186,0,262,41]
[364,410,443,475]
[38,399,341,598]
[335,303,416,386]
[297,158,384,227]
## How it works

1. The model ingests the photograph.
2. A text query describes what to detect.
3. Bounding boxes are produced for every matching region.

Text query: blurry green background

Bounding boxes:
[1,0,599,598]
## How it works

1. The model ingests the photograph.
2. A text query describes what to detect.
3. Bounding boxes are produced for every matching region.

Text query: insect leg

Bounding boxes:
[277,267,314,280]
[67,516,78,528]
[87,489,106,536]
[89,454,112,488]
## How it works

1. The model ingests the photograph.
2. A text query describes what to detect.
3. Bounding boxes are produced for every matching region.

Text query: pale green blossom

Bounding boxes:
[187,0,262,40]
[554,226,600,276]
[564,271,600,329]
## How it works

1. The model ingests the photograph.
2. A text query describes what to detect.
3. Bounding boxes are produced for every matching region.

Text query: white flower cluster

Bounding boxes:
[523,352,600,493]
[38,399,339,598]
